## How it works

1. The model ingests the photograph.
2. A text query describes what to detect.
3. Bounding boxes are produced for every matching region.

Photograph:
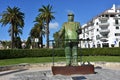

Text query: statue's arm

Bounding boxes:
[76,22,82,34]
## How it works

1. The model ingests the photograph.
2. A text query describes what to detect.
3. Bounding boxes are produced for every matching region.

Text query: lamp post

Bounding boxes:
[52,40,55,66]
[76,28,82,64]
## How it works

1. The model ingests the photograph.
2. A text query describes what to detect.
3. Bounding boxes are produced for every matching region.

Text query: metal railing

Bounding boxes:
[49,39,92,66]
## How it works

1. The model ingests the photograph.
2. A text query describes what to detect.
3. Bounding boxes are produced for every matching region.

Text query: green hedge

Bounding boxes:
[0,48,120,59]
[0,49,52,59]
[80,48,120,56]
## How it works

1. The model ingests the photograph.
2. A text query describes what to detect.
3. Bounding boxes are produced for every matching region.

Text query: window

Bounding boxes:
[97,44,101,48]
[116,26,119,29]
[83,34,85,37]
[110,14,115,17]
[102,15,104,17]
[105,15,109,17]
[97,29,99,31]
[115,33,120,36]
[102,43,109,47]
[96,35,100,40]
[103,34,108,38]
[101,20,107,23]
[115,19,119,24]
[96,22,98,25]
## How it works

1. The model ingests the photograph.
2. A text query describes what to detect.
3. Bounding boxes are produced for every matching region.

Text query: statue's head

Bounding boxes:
[68,12,74,22]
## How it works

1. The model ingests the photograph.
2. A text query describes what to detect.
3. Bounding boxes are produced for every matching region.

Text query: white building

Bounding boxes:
[0,41,4,49]
[79,4,120,48]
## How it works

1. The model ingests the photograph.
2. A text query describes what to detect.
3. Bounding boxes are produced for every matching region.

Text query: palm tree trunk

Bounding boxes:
[40,36,43,48]
[46,23,49,48]
[11,24,14,49]
[14,33,17,48]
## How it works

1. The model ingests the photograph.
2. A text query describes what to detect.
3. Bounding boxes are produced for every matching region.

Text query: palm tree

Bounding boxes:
[0,6,24,49]
[39,4,55,48]
[8,24,23,48]
[34,17,45,48]
[53,31,65,48]
[29,25,38,48]
[30,21,45,48]
[26,36,32,49]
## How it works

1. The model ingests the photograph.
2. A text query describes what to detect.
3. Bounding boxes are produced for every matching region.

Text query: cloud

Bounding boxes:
[49,22,59,29]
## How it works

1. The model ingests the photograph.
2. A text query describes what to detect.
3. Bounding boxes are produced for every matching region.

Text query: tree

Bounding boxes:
[8,24,23,48]
[0,6,24,49]
[30,25,39,48]
[53,31,65,48]
[34,16,45,48]
[15,37,22,49]
[53,31,59,48]
[30,21,45,48]
[39,4,55,48]
[26,36,32,49]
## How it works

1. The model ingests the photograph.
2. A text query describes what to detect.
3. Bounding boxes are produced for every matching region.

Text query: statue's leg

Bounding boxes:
[72,44,78,66]
[65,44,71,66]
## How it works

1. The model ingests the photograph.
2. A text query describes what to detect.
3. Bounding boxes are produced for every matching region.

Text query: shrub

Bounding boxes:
[0,47,120,59]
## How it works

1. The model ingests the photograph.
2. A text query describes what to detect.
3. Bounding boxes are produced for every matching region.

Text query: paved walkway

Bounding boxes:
[0,62,120,80]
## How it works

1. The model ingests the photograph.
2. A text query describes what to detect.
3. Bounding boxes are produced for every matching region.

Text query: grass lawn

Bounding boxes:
[80,56,120,62]
[0,56,120,66]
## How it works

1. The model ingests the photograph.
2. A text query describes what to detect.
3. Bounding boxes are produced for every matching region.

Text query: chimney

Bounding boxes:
[111,4,115,10]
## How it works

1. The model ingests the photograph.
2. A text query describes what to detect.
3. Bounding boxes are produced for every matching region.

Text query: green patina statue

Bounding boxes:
[59,13,81,66]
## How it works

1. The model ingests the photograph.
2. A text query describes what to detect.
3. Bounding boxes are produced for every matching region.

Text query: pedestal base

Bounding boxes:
[52,65,94,75]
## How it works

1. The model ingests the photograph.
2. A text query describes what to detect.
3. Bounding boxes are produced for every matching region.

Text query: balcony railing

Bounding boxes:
[99,22,109,27]
[99,17,109,21]
[99,29,110,35]
[100,37,108,42]
[114,17,120,19]
[113,23,120,26]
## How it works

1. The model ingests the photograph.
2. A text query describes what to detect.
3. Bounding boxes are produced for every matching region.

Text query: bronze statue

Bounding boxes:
[59,13,81,66]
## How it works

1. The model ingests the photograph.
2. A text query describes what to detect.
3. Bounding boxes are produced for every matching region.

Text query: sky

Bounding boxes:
[0,0,120,44]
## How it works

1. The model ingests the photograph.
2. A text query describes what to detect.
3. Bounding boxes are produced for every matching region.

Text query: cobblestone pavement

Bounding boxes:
[0,68,120,80]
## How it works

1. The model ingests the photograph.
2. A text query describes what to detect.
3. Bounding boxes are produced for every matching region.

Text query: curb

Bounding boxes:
[0,63,29,72]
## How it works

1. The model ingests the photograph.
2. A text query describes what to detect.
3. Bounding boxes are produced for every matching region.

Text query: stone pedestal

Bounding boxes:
[52,65,94,75]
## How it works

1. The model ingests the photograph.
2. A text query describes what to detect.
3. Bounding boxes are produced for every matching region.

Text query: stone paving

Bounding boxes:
[0,68,120,80]
[0,62,120,80]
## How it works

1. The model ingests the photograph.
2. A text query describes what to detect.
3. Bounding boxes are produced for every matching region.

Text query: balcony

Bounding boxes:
[99,29,110,35]
[100,38,108,42]
[114,17,120,19]
[99,17,109,21]
[99,23,109,27]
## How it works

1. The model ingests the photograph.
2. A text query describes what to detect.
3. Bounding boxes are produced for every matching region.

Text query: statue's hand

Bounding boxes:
[76,28,82,34]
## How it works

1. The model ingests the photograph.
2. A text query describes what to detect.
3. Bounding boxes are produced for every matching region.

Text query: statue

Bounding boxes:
[59,13,81,66]
[52,13,94,75]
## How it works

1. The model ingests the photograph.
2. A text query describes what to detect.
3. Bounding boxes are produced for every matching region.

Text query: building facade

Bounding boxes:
[0,41,4,49]
[79,4,120,48]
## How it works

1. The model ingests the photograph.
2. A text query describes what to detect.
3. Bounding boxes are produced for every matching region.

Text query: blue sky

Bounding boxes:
[0,0,119,44]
